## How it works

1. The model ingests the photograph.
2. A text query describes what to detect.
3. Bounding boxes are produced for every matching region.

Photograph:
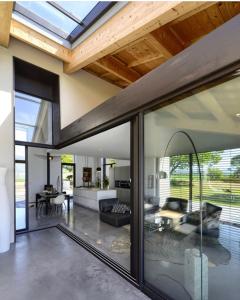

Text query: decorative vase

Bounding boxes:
[0,167,10,253]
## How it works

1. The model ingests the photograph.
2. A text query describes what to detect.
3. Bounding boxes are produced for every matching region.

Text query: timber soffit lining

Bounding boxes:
[1,2,240,88]
[82,2,240,88]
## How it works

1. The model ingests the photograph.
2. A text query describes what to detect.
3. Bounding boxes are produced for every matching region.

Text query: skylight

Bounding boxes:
[13,1,115,44]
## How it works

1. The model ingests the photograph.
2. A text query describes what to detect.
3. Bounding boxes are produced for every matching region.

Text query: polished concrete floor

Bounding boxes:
[0,228,148,300]
[23,203,240,300]
[27,202,130,270]
[63,204,130,270]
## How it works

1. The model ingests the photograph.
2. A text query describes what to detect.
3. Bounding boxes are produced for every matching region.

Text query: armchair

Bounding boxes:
[187,202,222,237]
[99,198,130,227]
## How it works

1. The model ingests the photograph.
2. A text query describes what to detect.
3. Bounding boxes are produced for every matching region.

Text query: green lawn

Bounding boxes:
[170,178,240,207]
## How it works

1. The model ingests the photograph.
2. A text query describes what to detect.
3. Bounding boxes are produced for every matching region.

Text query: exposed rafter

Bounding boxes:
[94,56,141,83]
[10,19,71,63]
[150,26,185,57]
[64,1,215,73]
[0,2,13,47]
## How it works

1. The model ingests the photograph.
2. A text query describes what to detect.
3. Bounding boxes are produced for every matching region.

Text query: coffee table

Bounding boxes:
[145,210,185,233]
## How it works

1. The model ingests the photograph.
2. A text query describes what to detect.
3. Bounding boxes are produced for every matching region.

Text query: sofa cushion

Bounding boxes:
[111,203,130,214]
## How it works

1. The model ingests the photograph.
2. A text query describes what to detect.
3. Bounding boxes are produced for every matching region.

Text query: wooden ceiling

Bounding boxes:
[83,2,240,88]
[1,2,240,89]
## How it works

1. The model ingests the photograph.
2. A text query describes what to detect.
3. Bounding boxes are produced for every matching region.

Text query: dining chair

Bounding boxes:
[50,194,66,214]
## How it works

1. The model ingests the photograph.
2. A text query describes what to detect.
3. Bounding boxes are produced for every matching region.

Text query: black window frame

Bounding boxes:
[13,1,116,43]
[67,1,116,43]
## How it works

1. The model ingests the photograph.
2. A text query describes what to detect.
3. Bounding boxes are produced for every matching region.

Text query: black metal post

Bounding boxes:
[47,152,50,185]
[189,153,193,212]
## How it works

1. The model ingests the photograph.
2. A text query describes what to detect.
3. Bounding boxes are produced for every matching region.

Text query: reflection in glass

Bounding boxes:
[15,92,52,144]
[144,74,240,300]
[15,163,26,230]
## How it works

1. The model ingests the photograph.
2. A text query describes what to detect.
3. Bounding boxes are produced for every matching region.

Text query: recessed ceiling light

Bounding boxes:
[236,113,240,118]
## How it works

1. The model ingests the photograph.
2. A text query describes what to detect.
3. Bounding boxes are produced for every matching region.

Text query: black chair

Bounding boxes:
[99,198,130,227]
[44,184,53,192]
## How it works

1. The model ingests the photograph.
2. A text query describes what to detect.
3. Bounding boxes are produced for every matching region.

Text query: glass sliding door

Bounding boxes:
[15,146,27,231]
[144,73,240,299]
[60,122,132,272]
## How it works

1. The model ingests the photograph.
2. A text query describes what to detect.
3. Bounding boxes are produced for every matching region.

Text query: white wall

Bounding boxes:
[75,155,100,187]
[50,156,61,191]
[0,47,14,242]
[28,148,47,204]
[0,38,120,241]
[60,71,120,128]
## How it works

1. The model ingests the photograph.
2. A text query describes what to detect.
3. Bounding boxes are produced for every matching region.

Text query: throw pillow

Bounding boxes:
[111,204,130,214]
[167,201,179,211]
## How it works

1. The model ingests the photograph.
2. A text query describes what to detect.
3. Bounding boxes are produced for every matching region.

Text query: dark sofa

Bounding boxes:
[187,202,222,237]
[99,198,130,227]
[162,197,188,213]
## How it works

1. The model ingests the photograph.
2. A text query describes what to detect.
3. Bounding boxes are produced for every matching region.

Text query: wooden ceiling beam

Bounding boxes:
[150,26,185,57]
[128,53,165,67]
[0,2,13,47]
[64,1,215,73]
[10,20,71,63]
[94,56,141,83]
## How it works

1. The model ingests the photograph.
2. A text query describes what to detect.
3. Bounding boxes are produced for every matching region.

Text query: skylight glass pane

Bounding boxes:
[57,1,98,21]
[16,1,78,38]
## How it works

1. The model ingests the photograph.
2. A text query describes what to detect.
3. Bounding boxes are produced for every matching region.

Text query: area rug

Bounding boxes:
[144,230,231,266]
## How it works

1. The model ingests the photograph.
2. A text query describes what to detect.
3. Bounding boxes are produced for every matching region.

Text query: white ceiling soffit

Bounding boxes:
[59,122,130,159]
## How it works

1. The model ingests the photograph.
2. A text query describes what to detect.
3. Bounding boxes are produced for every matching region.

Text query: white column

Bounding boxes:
[0,167,11,253]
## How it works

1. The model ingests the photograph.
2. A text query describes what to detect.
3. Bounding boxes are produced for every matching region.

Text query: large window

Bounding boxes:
[15,92,52,144]
[144,74,240,300]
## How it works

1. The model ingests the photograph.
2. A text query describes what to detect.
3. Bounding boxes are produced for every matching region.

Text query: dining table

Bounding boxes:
[36,192,71,215]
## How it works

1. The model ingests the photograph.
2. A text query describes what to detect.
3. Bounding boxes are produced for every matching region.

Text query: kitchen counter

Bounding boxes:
[73,188,117,211]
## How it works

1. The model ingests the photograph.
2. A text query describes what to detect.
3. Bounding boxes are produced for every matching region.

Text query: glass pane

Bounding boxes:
[15,92,52,144]
[15,145,25,160]
[15,1,78,38]
[144,74,240,300]
[57,1,98,21]
[61,122,131,271]
[62,164,74,196]
[15,163,26,230]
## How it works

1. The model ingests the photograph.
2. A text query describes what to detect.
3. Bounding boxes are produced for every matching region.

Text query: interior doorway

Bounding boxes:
[61,163,76,196]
